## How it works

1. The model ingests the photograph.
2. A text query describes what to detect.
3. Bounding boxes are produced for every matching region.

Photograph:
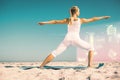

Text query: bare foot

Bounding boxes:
[87,65,95,68]
[87,64,92,67]
[39,65,44,69]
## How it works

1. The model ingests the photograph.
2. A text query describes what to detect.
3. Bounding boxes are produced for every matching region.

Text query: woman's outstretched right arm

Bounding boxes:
[38,18,69,25]
[80,16,110,24]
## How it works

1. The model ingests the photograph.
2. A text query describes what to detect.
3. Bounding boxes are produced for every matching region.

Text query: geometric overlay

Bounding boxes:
[77,25,120,62]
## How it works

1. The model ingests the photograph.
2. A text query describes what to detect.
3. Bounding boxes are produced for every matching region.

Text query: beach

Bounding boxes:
[0,62,120,80]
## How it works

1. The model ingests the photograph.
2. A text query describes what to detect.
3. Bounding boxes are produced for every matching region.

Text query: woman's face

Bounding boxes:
[76,9,80,16]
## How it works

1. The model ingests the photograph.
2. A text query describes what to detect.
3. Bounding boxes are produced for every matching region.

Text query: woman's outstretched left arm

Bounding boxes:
[38,18,68,25]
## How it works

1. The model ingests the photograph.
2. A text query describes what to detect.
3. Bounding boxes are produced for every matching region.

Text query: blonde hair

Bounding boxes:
[70,6,79,16]
[69,6,79,25]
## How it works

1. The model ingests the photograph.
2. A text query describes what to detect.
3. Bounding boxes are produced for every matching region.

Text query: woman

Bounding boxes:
[38,6,110,68]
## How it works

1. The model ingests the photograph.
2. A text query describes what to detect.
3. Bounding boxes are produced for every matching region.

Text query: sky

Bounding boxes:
[0,0,120,62]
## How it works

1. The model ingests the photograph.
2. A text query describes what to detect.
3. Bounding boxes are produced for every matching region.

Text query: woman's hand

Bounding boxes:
[38,22,45,25]
[103,16,111,19]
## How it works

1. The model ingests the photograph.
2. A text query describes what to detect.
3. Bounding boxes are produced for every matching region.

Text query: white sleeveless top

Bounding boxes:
[67,18,81,34]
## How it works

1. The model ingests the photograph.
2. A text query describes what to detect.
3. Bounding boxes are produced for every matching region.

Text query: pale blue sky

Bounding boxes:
[0,0,120,61]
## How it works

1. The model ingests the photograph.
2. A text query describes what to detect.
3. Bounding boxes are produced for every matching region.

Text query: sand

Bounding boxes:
[0,62,120,80]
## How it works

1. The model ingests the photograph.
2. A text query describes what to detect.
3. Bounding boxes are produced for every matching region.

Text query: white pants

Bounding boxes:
[51,33,94,57]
